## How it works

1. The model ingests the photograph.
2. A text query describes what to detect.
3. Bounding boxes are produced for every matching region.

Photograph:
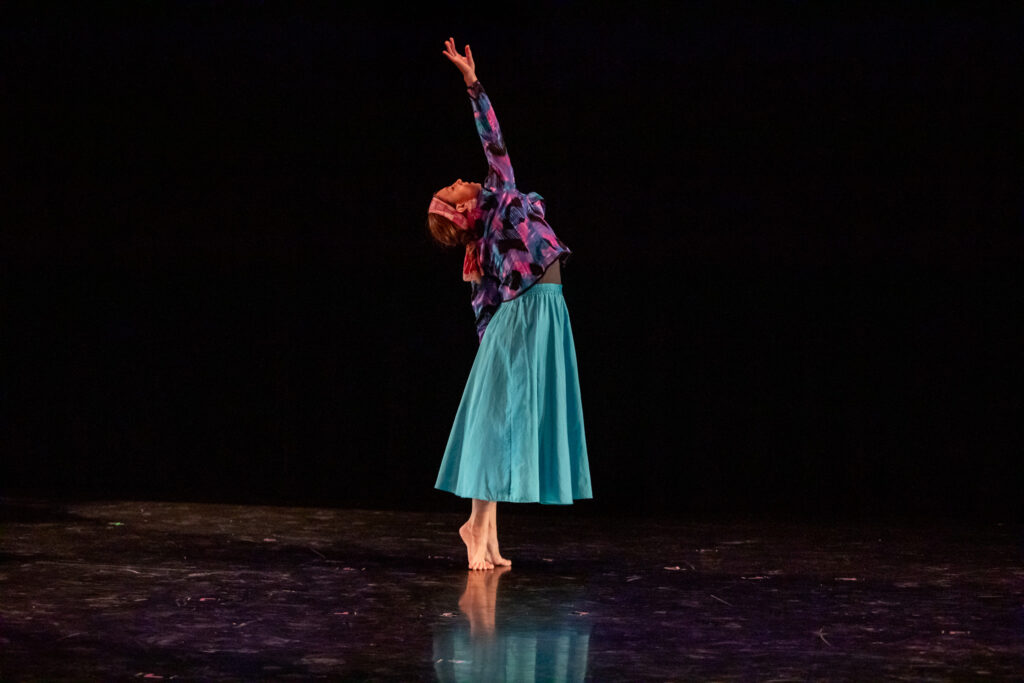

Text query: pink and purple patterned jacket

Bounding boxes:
[464,80,571,341]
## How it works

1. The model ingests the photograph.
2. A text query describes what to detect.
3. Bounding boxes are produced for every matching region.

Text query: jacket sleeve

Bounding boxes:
[467,81,515,189]
[472,276,501,342]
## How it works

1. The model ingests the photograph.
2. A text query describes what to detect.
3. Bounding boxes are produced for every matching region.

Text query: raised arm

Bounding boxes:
[442,38,515,189]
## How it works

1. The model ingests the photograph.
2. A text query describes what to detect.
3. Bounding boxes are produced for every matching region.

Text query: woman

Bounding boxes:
[428,38,592,570]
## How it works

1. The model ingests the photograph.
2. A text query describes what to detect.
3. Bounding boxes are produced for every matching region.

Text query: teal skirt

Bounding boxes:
[435,284,592,504]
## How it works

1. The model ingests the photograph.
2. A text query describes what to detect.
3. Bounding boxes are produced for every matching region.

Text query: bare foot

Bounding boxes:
[485,523,511,567]
[459,522,493,571]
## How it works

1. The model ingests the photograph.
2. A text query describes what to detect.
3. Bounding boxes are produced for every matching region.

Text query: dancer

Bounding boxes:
[429,38,592,570]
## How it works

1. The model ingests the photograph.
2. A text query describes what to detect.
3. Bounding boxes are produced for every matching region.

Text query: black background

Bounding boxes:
[3,3,1021,520]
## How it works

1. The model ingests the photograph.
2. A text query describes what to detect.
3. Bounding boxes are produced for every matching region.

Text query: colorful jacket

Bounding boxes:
[464,80,571,341]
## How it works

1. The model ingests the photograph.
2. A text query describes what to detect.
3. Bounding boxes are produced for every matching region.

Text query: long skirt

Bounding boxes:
[435,283,592,504]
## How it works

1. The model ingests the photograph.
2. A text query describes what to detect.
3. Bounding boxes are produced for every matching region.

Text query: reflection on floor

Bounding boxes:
[0,498,1020,680]
[435,567,591,682]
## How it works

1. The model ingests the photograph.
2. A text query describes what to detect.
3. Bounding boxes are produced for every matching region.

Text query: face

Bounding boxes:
[434,179,481,207]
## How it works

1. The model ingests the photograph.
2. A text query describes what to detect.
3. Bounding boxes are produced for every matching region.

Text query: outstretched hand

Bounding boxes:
[442,37,477,86]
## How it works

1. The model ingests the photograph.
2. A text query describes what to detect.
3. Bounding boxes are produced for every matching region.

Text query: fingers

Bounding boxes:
[441,37,475,77]
[441,37,472,61]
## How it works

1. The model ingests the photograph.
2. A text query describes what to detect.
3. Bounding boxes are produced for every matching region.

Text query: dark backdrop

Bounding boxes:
[3,3,1021,520]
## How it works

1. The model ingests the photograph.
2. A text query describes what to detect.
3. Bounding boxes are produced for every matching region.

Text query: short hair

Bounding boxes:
[426,207,480,247]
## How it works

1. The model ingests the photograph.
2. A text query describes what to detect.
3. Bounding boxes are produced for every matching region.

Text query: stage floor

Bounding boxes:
[1,498,1020,680]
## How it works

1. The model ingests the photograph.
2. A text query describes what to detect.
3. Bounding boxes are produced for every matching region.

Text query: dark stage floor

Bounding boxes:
[0,498,1020,681]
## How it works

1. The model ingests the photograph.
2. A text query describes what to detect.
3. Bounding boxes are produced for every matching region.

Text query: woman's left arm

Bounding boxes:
[442,38,515,188]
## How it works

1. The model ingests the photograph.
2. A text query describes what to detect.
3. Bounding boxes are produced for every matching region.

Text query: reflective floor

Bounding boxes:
[1,498,1020,680]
